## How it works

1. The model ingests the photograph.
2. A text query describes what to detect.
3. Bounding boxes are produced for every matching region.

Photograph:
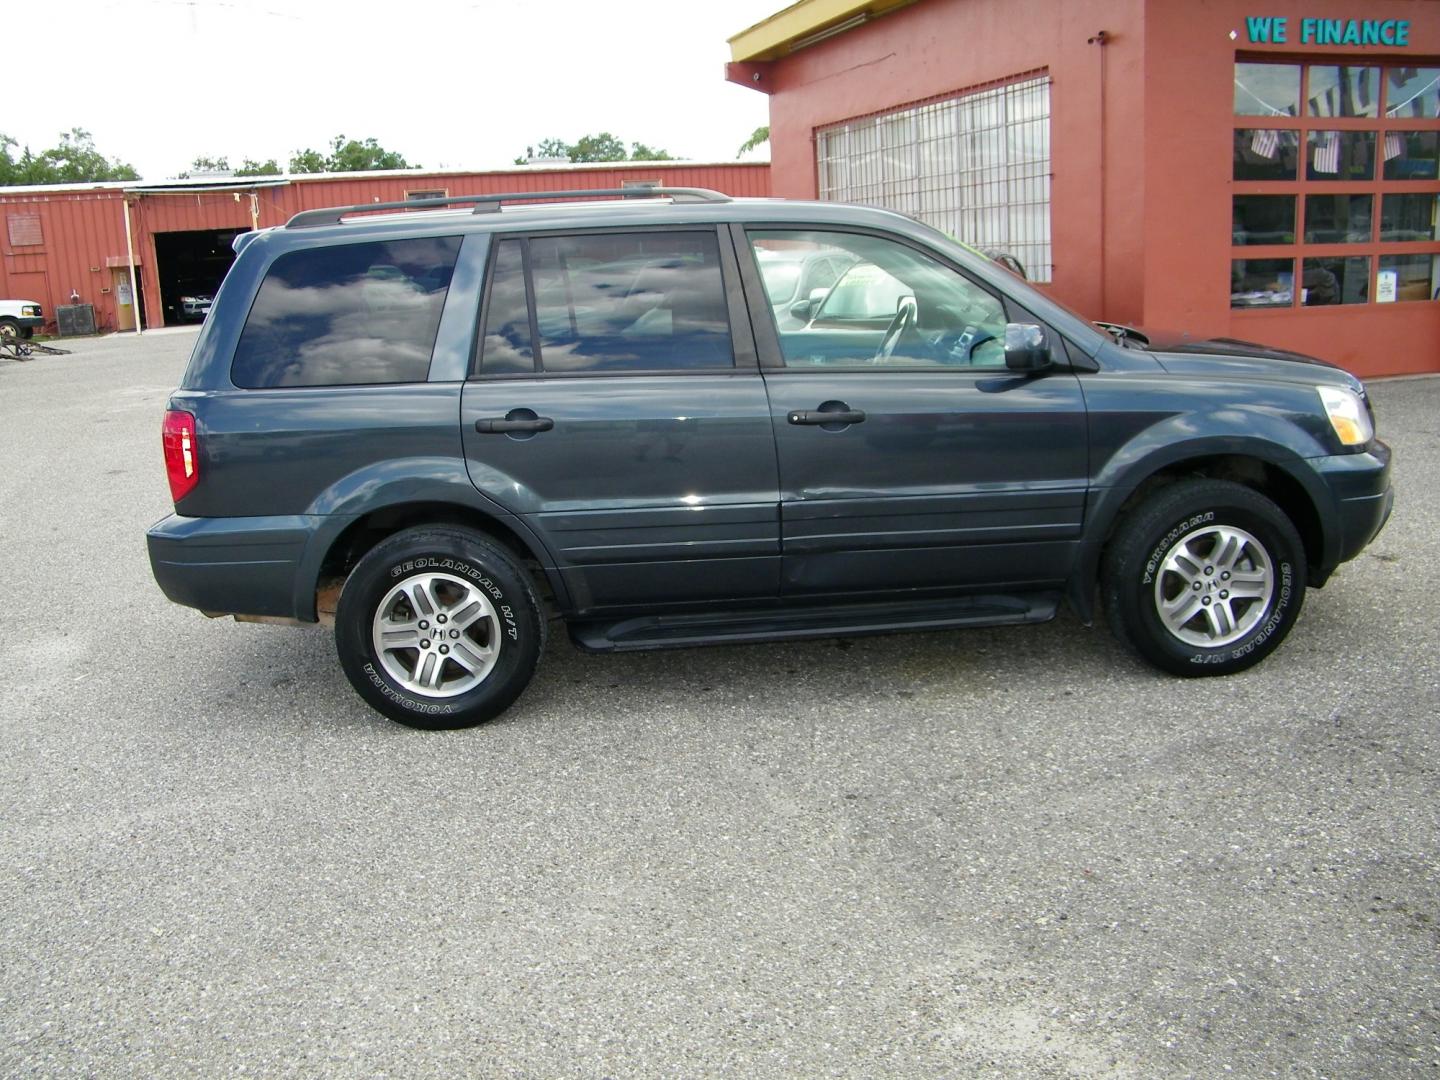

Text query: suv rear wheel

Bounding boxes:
[1103,479,1306,676]
[335,527,544,729]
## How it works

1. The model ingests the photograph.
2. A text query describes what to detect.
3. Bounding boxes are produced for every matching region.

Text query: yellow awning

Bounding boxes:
[728,0,921,63]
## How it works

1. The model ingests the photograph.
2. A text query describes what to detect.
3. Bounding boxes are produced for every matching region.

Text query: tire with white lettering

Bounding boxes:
[1102,480,1306,676]
[335,527,544,729]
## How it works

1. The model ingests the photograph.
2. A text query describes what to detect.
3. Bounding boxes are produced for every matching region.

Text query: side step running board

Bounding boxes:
[569,593,1060,653]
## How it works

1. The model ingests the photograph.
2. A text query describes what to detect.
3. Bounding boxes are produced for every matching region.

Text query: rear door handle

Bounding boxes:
[475,416,554,434]
[788,408,866,425]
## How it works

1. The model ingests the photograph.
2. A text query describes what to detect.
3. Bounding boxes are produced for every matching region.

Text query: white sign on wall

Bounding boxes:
[1376,269,1398,303]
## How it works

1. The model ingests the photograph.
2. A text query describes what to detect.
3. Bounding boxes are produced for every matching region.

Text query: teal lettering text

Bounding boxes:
[1246,15,1275,42]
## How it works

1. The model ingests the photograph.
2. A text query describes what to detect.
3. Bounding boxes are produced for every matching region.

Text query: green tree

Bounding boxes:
[236,157,281,176]
[176,154,229,179]
[513,133,674,165]
[569,132,628,162]
[737,125,770,157]
[290,135,415,174]
[0,128,138,185]
[628,141,674,162]
[288,147,327,174]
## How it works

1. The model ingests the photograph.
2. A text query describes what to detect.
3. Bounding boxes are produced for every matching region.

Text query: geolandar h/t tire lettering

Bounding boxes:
[335,527,544,729]
[1103,479,1307,676]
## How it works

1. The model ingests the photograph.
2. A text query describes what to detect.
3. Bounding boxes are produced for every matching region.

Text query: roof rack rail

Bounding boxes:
[285,186,732,229]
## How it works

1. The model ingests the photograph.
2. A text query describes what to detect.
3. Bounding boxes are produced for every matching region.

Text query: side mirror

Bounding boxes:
[1004,322,1052,372]
[790,286,831,322]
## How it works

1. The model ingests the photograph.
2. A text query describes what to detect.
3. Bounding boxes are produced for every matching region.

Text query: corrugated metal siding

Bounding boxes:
[0,190,134,332]
[0,163,770,329]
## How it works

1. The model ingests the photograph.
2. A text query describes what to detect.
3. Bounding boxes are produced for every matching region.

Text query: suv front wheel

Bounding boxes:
[1103,479,1307,676]
[335,527,544,728]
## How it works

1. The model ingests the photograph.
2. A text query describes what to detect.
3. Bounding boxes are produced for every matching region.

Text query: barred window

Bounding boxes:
[816,75,1052,282]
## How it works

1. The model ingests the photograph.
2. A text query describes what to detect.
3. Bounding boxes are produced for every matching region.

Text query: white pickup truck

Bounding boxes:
[0,299,44,339]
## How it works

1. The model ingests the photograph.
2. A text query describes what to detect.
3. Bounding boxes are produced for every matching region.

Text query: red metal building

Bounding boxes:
[728,0,1439,377]
[0,162,771,333]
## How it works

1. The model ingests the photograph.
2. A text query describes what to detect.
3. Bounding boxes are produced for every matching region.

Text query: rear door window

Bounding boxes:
[232,236,462,388]
[478,230,734,374]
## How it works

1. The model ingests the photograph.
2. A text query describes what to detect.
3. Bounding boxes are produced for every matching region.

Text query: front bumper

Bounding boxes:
[147,513,319,619]
[1311,439,1393,569]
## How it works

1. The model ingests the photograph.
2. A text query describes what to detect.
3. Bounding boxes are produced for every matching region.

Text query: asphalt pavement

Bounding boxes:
[1,331,1436,1078]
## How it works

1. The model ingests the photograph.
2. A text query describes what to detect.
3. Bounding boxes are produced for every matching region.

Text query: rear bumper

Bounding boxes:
[147,513,319,619]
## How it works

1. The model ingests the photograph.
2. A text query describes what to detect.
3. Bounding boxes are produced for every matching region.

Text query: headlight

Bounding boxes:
[1317,385,1373,447]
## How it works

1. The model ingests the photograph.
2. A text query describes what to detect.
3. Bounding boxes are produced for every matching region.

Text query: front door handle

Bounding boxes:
[475,415,554,434]
[788,408,866,425]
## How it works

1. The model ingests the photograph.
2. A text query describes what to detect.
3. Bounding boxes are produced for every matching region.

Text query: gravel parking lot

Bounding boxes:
[1,330,1436,1078]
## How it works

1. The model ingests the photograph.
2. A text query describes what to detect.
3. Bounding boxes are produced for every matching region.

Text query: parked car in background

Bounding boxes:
[755,248,856,329]
[147,187,1393,730]
[177,293,214,321]
[980,248,1028,279]
[0,299,44,339]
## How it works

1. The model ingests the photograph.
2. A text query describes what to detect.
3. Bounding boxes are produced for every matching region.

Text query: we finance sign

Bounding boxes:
[1243,16,1411,46]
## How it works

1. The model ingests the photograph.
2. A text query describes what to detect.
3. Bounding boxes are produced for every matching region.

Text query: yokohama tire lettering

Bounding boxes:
[363,662,455,714]
[1143,511,1215,585]
[1187,560,1295,664]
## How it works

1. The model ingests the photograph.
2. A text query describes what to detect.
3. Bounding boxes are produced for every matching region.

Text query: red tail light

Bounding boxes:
[162,409,200,503]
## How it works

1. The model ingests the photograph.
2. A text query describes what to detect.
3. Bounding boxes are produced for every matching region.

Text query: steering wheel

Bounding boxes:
[872,300,916,363]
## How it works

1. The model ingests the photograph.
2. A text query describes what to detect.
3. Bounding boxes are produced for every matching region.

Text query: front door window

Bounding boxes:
[749,230,1009,368]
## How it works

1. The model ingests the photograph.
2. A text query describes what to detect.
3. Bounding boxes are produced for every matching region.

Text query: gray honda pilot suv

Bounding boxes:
[147,187,1394,729]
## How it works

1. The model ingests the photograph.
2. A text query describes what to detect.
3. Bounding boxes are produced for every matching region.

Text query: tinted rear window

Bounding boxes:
[523,231,734,373]
[231,236,461,388]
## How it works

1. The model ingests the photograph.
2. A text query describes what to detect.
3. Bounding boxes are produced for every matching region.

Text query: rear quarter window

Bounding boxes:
[231,236,462,388]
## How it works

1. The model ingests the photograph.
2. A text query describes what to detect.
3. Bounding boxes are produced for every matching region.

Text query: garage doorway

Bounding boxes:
[154,229,245,326]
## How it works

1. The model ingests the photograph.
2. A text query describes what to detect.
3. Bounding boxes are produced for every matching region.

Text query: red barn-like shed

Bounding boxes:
[0,162,771,333]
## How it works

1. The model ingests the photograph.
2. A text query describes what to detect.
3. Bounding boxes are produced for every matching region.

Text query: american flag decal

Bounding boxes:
[1250,129,1280,159]
[1384,132,1405,161]
[1312,132,1340,174]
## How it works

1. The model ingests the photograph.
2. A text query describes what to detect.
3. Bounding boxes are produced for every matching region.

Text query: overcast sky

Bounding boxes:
[13,0,783,181]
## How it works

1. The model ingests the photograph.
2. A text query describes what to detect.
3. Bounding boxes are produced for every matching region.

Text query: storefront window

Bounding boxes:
[1385,68,1440,119]
[1380,194,1439,241]
[1377,254,1439,302]
[1306,66,1379,117]
[1303,195,1373,243]
[1306,131,1375,180]
[1302,256,1369,305]
[1234,129,1300,180]
[1382,130,1439,180]
[1233,195,1296,244]
[1231,258,1294,307]
[1231,60,1436,309]
[1235,63,1300,116]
